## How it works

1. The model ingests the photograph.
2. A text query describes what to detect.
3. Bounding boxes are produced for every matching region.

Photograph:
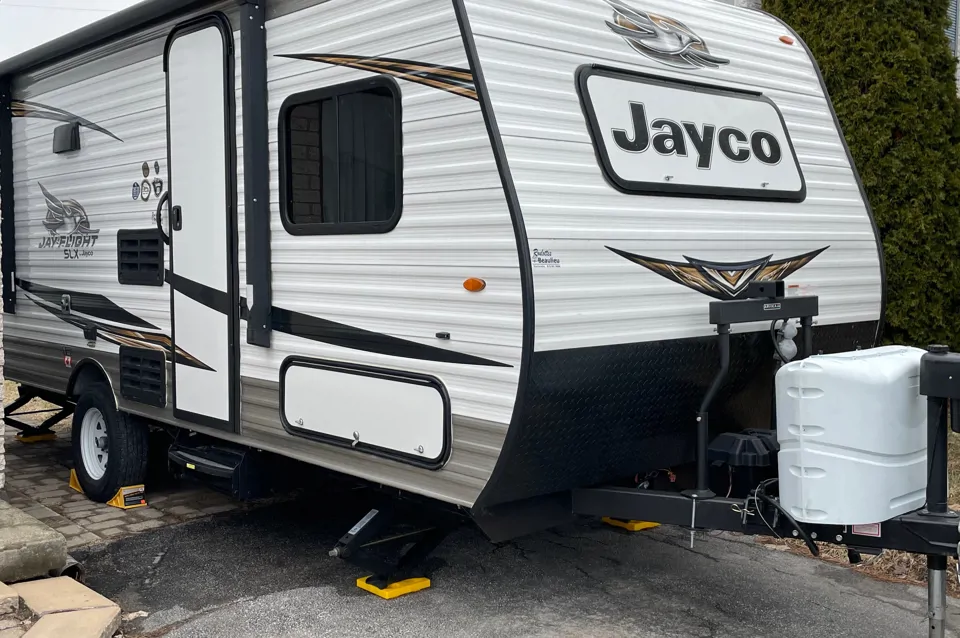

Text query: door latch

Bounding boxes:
[171,205,183,231]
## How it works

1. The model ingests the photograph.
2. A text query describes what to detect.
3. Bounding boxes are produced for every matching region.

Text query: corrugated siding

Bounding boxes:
[235,0,522,506]
[9,51,171,349]
[8,8,242,353]
[464,0,883,352]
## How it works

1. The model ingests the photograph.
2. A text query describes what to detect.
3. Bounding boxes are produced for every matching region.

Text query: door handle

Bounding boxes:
[171,205,183,231]
[155,192,170,244]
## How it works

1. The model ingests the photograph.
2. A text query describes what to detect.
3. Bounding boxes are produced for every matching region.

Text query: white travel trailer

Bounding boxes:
[0,0,884,540]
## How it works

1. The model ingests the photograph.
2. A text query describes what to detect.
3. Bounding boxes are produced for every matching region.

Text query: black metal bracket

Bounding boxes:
[329,505,461,589]
[691,286,819,499]
[572,487,960,557]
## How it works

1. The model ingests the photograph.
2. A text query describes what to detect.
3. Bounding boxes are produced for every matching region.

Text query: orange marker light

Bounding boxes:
[779,35,795,45]
[463,278,486,292]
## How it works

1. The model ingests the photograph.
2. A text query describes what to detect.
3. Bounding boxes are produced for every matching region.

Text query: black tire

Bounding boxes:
[71,385,149,502]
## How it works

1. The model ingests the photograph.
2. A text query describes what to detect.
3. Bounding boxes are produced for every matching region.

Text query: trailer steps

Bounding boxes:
[167,436,267,501]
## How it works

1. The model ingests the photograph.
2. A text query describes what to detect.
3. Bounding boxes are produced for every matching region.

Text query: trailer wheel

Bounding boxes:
[71,386,149,502]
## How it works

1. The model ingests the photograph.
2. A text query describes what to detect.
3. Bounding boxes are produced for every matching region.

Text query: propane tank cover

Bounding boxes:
[776,345,927,525]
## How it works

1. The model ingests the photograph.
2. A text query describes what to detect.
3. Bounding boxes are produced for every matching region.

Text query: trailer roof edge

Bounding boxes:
[0,0,209,78]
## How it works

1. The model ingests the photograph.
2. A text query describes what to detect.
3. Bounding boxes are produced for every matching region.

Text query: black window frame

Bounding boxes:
[278,76,403,236]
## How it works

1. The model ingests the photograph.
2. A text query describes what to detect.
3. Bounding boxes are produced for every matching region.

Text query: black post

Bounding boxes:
[238,0,272,347]
[0,75,16,314]
[800,315,813,359]
[926,396,949,516]
[686,324,729,499]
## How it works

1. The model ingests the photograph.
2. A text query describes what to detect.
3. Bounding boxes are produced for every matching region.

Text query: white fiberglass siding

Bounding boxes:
[463,0,883,351]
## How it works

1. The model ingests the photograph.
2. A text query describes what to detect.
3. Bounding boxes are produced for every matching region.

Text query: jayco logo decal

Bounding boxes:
[578,69,806,202]
[37,183,99,259]
[613,102,783,169]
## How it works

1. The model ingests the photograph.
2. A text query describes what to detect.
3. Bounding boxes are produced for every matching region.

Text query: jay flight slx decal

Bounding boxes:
[37,183,100,259]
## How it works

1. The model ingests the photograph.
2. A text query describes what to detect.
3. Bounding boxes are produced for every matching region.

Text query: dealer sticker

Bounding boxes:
[532,249,561,268]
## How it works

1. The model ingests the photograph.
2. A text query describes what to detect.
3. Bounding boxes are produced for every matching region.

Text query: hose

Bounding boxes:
[771,319,788,363]
[755,491,819,557]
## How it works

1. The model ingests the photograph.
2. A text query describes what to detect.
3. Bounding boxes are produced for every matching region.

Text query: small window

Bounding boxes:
[280,77,402,235]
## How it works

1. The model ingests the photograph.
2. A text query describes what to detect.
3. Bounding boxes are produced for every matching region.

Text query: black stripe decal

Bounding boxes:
[16,278,158,329]
[166,271,509,368]
[17,279,212,371]
[165,270,232,315]
[268,305,509,367]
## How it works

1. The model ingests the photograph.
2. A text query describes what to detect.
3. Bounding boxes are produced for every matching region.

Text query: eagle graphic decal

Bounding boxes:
[39,182,98,238]
[607,246,828,300]
[604,0,730,70]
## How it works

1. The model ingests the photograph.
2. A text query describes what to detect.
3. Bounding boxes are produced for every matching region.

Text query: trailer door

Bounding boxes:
[163,15,238,431]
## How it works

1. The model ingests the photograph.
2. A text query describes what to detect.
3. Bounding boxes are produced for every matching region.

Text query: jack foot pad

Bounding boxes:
[356,576,431,600]
[16,432,57,443]
[602,517,660,532]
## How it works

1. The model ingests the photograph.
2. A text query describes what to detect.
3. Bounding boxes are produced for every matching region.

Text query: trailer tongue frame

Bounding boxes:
[570,283,960,638]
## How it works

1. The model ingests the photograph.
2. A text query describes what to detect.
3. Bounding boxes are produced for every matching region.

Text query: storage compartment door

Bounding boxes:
[281,360,450,469]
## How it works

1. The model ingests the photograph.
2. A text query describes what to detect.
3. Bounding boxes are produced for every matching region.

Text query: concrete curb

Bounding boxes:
[13,577,120,638]
[0,501,66,584]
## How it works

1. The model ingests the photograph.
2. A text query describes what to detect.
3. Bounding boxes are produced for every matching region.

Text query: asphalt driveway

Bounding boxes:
[73,486,960,638]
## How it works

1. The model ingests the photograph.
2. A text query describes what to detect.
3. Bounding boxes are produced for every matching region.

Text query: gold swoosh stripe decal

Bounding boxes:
[276,54,478,101]
[11,99,123,142]
[607,246,829,300]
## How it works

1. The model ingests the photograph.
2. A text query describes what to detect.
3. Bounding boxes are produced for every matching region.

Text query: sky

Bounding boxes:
[0,0,142,63]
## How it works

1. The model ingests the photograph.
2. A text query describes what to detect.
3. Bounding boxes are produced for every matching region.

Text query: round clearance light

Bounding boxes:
[779,35,795,45]
[463,278,486,292]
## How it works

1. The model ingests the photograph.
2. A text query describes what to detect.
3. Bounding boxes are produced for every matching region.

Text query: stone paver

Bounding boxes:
[12,576,113,617]
[65,533,99,550]
[0,582,17,616]
[11,575,120,638]
[0,400,264,550]
[25,606,119,638]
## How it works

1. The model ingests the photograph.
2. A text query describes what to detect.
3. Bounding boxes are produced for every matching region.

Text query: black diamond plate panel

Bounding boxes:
[477,321,878,508]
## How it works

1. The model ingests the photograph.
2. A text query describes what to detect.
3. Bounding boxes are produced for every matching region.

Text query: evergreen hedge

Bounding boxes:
[764,0,960,348]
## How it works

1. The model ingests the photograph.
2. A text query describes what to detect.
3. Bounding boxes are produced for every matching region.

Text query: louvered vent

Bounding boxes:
[117,229,164,286]
[120,347,166,407]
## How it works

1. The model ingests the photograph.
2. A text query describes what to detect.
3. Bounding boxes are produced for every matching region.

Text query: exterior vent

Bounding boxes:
[119,347,166,407]
[117,229,164,286]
